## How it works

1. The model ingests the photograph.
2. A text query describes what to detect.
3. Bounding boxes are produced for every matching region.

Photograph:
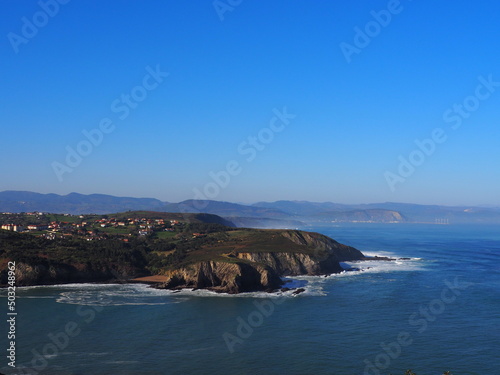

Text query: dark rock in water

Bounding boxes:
[292,288,306,295]
[367,255,395,261]
[399,257,411,260]
[280,287,291,292]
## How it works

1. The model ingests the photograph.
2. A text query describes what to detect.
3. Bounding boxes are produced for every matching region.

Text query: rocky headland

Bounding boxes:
[156,230,366,293]
[0,215,369,293]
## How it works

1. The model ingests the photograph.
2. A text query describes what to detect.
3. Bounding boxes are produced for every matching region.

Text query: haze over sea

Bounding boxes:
[2,223,499,375]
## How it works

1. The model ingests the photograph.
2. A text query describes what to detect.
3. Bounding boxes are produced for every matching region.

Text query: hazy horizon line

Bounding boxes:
[1,189,498,209]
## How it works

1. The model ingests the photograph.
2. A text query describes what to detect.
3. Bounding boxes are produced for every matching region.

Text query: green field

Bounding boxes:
[96,226,131,235]
[155,231,177,239]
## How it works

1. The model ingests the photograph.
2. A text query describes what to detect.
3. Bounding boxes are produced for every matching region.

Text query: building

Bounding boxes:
[27,225,48,231]
[1,224,25,232]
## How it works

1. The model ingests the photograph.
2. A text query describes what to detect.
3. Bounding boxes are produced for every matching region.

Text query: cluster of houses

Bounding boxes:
[1,213,183,240]
[92,216,179,236]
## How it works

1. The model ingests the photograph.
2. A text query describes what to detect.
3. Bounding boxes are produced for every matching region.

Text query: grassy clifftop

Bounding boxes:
[174,228,364,266]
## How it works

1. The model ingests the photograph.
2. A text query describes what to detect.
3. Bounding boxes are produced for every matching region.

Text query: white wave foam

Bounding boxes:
[169,346,215,355]
[0,294,56,299]
[20,296,56,299]
[18,283,118,290]
[157,287,296,299]
[361,250,400,256]
[330,254,426,279]
[333,261,421,278]
[55,283,174,306]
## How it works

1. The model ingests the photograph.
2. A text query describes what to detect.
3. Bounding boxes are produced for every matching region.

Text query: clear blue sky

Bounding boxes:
[1,0,499,205]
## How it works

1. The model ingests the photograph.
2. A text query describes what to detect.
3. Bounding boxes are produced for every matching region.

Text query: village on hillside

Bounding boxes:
[0,212,196,241]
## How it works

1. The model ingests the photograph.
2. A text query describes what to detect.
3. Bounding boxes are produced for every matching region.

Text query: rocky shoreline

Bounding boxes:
[1,255,408,294]
[1,229,408,294]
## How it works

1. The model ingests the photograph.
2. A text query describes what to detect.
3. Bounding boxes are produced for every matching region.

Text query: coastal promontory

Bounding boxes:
[0,211,366,293]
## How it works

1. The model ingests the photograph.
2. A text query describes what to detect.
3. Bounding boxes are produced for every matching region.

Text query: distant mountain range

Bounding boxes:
[1,191,500,226]
[0,191,166,214]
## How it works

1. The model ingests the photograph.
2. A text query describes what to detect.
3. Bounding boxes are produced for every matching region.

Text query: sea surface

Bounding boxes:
[1,223,499,375]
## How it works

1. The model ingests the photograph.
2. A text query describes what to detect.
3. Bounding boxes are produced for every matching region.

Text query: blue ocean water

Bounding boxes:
[2,223,499,375]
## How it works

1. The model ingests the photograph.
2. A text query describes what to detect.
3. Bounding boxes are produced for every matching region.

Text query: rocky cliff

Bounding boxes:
[11,262,140,286]
[161,260,282,294]
[159,230,365,293]
[280,230,365,262]
[235,252,343,276]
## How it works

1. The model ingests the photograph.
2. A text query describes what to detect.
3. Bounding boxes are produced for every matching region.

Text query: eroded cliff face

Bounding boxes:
[161,261,283,294]
[236,231,364,276]
[10,262,138,286]
[160,231,366,293]
[235,251,343,275]
[280,230,365,262]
